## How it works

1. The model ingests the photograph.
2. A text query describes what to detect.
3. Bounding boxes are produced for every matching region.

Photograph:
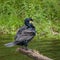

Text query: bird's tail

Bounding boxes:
[4,42,15,47]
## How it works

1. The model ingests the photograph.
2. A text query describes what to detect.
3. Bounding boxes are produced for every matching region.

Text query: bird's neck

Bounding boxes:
[25,22,35,29]
[27,24,35,30]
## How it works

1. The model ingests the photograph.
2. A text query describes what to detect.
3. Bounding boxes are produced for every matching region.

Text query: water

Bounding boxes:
[0,34,60,60]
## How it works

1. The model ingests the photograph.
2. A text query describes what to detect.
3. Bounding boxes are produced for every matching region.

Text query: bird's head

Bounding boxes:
[24,18,35,28]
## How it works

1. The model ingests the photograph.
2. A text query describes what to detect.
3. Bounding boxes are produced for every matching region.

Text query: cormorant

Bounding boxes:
[5,18,36,49]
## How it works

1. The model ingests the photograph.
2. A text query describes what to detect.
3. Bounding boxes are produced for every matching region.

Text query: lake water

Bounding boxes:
[0,34,60,60]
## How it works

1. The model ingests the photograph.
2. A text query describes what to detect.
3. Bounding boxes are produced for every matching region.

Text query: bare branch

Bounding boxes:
[17,48,53,60]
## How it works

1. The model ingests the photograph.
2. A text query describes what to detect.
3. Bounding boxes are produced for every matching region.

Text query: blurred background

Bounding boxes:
[0,0,60,60]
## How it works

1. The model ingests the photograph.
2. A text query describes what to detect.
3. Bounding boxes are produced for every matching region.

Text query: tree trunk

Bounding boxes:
[17,48,53,60]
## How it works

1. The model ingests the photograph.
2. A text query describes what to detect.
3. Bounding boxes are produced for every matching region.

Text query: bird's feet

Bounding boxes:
[21,46,28,50]
[21,47,33,51]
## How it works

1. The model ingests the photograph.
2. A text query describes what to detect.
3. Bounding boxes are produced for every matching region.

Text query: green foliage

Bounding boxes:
[0,0,60,60]
[0,0,60,37]
[0,0,60,34]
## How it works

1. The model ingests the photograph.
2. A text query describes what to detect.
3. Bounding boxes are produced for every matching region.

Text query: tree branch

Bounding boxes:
[17,48,53,60]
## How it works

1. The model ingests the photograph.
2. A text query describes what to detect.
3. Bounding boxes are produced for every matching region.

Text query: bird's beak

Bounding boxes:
[29,21,33,24]
[29,20,36,26]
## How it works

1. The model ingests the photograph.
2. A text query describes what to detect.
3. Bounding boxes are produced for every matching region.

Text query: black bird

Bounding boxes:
[5,18,36,49]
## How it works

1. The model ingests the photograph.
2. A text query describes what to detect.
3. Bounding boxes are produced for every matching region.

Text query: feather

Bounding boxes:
[15,28,35,42]
[4,42,15,47]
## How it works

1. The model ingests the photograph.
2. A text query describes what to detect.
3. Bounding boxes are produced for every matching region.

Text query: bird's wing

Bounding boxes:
[15,28,35,42]
[14,26,27,40]
[17,26,27,34]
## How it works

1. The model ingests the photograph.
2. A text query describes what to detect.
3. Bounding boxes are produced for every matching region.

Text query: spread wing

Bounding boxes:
[15,28,35,42]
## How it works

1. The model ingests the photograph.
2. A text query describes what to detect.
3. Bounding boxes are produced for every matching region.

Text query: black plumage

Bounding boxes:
[4,18,36,49]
